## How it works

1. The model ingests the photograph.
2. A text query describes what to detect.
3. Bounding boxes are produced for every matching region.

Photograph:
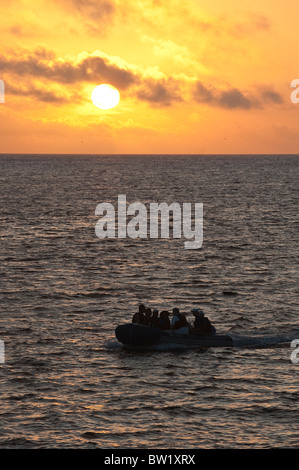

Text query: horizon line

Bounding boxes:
[0,153,299,157]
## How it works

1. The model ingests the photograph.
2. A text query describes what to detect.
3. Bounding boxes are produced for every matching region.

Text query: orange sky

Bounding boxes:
[0,0,298,154]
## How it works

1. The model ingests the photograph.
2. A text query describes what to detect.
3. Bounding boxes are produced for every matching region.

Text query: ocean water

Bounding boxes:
[0,154,298,449]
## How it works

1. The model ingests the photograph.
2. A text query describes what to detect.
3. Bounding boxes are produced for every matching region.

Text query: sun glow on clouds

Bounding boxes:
[0,0,298,153]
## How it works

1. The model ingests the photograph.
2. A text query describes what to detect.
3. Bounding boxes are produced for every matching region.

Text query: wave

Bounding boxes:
[103,339,123,350]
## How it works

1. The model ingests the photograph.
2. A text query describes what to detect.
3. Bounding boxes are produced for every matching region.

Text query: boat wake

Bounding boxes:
[107,327,299,352]
[230,331,299,349]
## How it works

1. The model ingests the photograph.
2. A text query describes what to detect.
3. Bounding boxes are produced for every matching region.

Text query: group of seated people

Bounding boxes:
[132,304,216,336]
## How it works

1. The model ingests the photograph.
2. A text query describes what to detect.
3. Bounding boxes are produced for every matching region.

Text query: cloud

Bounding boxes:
[56,0,115,20]
[141,35,209,76]
[194,81,254,109]
[1,47,284,110]
[232,13,271,37]
[8,83,69,104]
[260,88,284,104]
[193,82,215,104]
[136,78,182,107]
[0,48,137,90]
[194,81,284,110]
[1,47,184,107]
[219,88,254,109]
[51,0,116,35]
[7,23,39,38]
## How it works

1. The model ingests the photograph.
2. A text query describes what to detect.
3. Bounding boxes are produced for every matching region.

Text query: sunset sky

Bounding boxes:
[0,0,298,154]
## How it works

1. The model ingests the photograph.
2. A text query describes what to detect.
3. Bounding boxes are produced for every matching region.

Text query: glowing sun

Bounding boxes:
[91,84,120,110]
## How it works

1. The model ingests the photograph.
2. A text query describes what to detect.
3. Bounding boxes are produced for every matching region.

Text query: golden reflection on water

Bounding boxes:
[1,155,298,448]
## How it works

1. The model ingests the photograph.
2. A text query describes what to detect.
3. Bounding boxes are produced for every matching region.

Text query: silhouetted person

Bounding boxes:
[144,308,152,326]
[158,311,171,330]
[132,304,146,324]
[171,308,180,329]
[151,309,160,328]
[173,312,188,330]
[191,308,216,335]
[173,311,189,334]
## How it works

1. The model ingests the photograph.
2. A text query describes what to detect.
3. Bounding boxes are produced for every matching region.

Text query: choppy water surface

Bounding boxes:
[0,154,298,448]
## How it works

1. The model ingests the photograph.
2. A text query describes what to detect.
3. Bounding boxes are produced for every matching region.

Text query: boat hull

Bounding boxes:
[115,323,233,348]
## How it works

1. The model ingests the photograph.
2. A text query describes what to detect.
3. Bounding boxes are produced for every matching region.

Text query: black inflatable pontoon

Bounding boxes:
[115,323,233,348]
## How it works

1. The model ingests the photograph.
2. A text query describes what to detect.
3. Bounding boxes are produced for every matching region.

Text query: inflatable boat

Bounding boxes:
[115,323,234,349]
